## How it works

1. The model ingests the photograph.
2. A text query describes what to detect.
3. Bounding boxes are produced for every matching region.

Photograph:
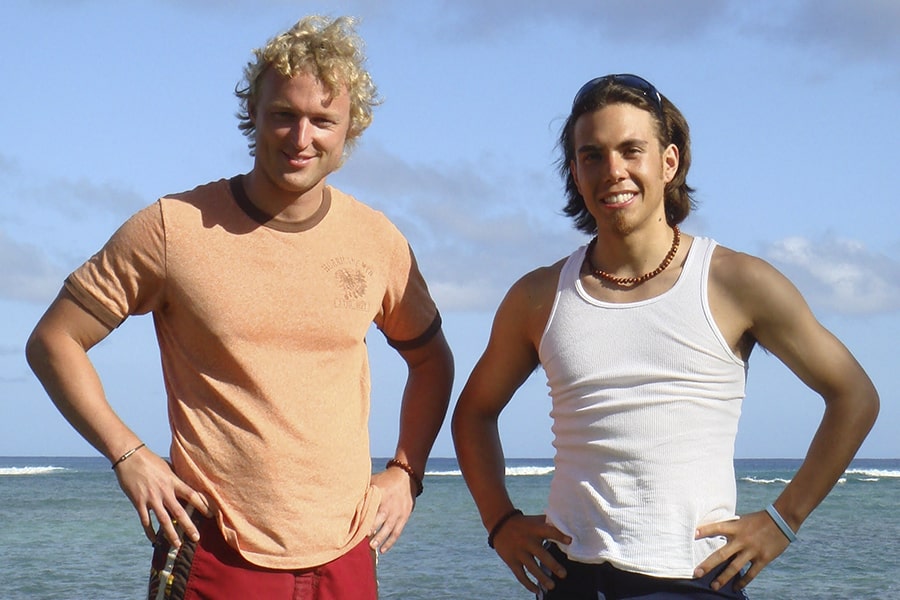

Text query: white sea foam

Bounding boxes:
[0,466,67,476]
[845,468,900,479]
[740,476,792,485]
[425,469,463,477]
[505,466,555,476]
[741,468,899,486]
[425,466,555,477]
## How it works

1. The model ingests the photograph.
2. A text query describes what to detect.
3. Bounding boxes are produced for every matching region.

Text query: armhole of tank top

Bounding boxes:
[699,240,745,367]
[537,247,584,359]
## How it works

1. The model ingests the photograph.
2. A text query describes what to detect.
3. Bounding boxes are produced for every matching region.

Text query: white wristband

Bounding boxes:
[765,503,798,543]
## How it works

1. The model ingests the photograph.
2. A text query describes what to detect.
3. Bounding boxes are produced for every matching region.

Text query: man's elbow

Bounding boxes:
[861,385,880,432]
[842,379,880,438]
[450,392,491,441]
[24,326,51,375]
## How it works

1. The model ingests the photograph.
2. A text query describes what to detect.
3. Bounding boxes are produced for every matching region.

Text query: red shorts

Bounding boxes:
[148,512,377,600]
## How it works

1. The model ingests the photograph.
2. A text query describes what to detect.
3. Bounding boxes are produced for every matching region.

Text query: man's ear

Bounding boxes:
[663,143,679,183]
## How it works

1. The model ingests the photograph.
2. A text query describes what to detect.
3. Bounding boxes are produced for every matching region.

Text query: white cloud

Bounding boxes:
[429,280,497,312]
[430,0,732,43]
[765,234,900,315]
[336,143,584,311]
[1,159,145,226]
[26,177,146,222]
[0,154,17,175]
[0,343,20,357]
[0,231,62,303]
[757,0,900,69]
[421,0,900,74]
[0,165,150,303]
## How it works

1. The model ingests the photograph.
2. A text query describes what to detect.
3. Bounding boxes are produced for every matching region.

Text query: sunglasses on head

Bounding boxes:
[572,73,664,119]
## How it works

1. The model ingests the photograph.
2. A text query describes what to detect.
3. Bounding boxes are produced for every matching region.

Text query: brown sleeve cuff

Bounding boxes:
[384,312,442,351]
[63,278,125,330]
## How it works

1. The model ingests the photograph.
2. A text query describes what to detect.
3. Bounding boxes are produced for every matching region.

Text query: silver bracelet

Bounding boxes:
[765,503,798,543]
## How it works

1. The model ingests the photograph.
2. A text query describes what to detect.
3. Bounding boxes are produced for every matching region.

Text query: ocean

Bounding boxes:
[1,457,897,599]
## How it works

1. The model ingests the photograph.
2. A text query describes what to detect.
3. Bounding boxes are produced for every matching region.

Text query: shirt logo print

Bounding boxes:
[322,256,373,311]
[336,268,367,300]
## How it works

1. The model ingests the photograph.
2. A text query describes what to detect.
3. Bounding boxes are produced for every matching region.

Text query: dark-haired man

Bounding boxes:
[452,74,877,598]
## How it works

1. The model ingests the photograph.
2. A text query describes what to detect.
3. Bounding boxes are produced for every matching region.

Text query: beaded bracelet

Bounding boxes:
[487,508,523,549]
[111,443,146,470]
[386,459,424,497]
[765,503,798,543]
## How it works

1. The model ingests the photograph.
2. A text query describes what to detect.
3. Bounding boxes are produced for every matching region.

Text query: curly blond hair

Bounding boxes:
[235,15,380,154]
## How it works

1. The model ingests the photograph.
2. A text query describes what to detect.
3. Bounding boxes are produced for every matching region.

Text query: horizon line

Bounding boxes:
[2,455,898,461]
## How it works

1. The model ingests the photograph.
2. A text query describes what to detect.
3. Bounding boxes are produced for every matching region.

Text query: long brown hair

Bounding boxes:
[557,77,696,235]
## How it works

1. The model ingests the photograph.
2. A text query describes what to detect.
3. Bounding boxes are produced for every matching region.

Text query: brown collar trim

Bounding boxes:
[229,175,331,233]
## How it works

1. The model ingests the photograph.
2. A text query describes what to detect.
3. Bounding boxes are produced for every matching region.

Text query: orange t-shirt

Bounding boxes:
[65,177,440,568]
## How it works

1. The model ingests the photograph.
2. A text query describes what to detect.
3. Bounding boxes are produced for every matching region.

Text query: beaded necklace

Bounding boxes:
[586,225,680,287]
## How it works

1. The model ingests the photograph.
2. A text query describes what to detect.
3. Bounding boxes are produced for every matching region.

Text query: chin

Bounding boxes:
[276,173,318,193]
[608,215,636,236]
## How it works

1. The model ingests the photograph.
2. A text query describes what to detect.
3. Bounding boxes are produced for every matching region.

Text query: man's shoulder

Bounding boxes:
[708,243,792,311]
[327,185,398,229]
[150,178,241,227]
[710,244,775,281]
[519,258,567,288]
[163,177,233,204]
[327,184,380,213]
[505,258,568,309]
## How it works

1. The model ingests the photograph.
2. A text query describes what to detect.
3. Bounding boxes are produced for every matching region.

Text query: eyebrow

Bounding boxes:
[267,100,343,119]
[576,138,650,154]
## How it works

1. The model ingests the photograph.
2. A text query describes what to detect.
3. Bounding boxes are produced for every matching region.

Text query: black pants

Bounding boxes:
[538,543,749,599]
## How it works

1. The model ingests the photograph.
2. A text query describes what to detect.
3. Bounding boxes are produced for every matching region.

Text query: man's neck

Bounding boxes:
[243,170,327,223]
[583,221,688,302]
[592,219,675,275]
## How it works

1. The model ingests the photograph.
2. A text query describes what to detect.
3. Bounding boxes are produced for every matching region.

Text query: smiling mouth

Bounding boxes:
[603,192,636,205]
[284,152,317,167]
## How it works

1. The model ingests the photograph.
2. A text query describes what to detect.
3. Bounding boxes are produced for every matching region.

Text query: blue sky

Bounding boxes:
[1,0,898,459]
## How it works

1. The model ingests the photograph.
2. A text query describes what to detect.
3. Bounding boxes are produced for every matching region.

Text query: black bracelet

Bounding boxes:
[111,443,146,470]
[487,508,523,548]
[386,459,424,497]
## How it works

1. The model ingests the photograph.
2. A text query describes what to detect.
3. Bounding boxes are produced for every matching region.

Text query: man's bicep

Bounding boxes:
[395,326,454,377]
[30,288,115,353]
[767,316,868,400]
[743,263,866,397]
[458,295,541,417]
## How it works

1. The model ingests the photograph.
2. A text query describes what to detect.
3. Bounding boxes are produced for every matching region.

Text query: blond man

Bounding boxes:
[27,16,453,599]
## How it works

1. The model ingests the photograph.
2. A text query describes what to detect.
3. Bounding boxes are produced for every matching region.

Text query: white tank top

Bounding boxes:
[538,236,746,578]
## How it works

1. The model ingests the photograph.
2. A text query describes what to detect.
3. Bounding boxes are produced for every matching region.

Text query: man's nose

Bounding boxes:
[604,153,626,183]
[291,118,312,148]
